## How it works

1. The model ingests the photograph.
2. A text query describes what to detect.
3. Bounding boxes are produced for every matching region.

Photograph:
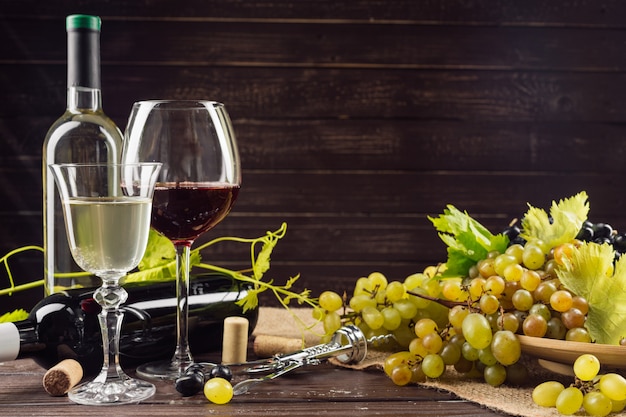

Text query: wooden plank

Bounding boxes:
[4,65,626,122]
[0,171,623,218]
[1,0,625,27]
[3,19,626,72]
[2,118,626,174]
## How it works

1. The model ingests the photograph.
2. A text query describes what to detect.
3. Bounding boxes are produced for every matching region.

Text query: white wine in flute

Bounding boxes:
[65,197,152,275]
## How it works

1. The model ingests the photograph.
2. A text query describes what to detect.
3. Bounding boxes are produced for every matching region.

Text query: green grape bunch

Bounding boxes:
[311,192,626,391]
[533,354,626,416]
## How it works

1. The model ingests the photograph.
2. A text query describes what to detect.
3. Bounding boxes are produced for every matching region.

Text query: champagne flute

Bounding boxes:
[49,162,161,405]
[123,100,241,380]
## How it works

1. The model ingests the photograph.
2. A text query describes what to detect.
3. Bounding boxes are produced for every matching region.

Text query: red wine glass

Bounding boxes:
[123,100,241,380]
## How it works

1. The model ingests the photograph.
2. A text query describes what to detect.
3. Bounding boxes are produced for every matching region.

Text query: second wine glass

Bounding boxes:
[123,100,241,380]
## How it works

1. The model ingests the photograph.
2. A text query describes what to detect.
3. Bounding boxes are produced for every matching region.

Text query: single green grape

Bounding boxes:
[439,342,461,366]
[448,305,469,330]
[410,364,427,383]
[362,306,384,330]
[393,299,417,319]
[511,289,534,311]
[520,269,541,291]
[483,363,506,387]
[499,312,520,333]
[555,386,583,415]
[477,346,498,366]
[318,290,343,312]
[532,381,564,407]
[349,294,376,312]
[528,303,551,322]
[204,377,233,404]
[409,337,428,357]
[323,310,342,334]
[573,354,600,381]
[479,293,499,315]
[461,313,493,350]
[421,354,445,378]
[566,327,592,343]
[381,306,402,331]
[353,277,373,296]
[503,262,523,282]
[611,397,626,413]
[390,364,413,386]
[421,332,443,354]
[414,318,438,338]
[599,373,626,402]
[311,306,326,321]
[522,243,545,270]
[583,391,612,417]
[385,281,406,303]
[522,313,547,338]
[368,271,388,291]
[545,316,567,340]
[490,330,521,366]
[461,341,479,361]
[549,289,573,313]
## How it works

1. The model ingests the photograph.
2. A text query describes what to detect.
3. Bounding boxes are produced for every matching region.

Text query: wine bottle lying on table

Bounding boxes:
[0,273,258,376]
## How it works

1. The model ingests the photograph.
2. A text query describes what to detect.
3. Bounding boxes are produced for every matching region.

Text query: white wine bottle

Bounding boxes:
[42,15,122,295]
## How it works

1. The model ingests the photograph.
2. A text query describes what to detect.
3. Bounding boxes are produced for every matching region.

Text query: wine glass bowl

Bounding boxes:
[123,100,241,380]
[49,162,161,405]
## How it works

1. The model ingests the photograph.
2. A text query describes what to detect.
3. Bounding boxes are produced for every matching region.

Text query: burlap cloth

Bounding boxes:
[252,307,626,417]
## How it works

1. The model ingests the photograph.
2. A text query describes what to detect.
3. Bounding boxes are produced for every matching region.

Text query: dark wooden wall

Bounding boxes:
[2,1,626,311]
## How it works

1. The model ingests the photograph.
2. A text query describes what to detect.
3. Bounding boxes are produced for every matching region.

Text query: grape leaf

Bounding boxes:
[125,228,201,284]
[0,309,28,323]
[138,229,176,270]
[520,191,589,249]
[428,205,509,277]
[556,241,626,345]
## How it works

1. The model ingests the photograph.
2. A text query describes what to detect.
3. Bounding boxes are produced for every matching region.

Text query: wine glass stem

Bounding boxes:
[94,279,129,383]
[173,242,193,372]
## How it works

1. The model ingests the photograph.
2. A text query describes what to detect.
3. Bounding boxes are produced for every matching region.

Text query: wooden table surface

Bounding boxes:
[0,357,509,417]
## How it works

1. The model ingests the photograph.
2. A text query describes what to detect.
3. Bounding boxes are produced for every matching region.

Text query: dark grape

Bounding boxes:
[502,225,526,245]
[593,236,613,245]
[209,364,233,382]
[175,367,205,397]
[575,225,593,241]
[502,226,520,241]
[613,233,626,253]
[592,222,613,239]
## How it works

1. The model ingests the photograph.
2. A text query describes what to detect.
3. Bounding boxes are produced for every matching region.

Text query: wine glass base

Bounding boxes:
[68,377,155,406]
[136,359,192,381]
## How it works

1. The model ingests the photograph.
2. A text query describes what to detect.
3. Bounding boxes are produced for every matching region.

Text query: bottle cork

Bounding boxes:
[221,316,249,364]
[253,334,304,358]
[42,359,83,396]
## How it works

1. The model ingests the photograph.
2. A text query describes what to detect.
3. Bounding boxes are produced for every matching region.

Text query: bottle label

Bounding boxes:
[0,323,19,361]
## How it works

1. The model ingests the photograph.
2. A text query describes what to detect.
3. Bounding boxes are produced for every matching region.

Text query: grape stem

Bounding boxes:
[406,289,466,309]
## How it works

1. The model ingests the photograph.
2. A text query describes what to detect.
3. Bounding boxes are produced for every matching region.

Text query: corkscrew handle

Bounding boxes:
[246,324,370,375]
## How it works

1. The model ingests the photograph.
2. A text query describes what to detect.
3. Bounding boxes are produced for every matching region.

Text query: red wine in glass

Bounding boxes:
[151,182,240,244]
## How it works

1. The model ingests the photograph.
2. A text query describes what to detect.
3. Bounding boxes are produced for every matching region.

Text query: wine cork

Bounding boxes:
[42,359,83,396]
[221,316,249,364]
[253,334,303,358]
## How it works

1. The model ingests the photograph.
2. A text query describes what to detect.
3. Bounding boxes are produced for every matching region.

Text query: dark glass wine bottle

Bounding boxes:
[0,274,258,376]
[42,14,123,295]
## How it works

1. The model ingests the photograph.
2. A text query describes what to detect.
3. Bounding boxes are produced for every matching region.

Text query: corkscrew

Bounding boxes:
[174,325,394,396]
